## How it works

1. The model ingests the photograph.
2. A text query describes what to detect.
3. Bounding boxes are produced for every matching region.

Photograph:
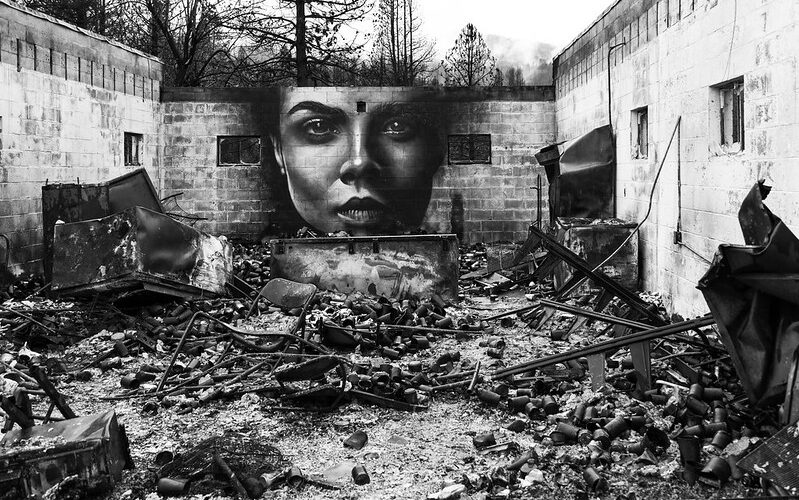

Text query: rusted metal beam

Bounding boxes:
[492,315,715,380]
[515,225,667,325]
[537,299,651,330]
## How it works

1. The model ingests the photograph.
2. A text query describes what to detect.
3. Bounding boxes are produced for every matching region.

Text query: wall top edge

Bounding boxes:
[553,0,623,62]
[161,86,556,103]
[1,0,163,67]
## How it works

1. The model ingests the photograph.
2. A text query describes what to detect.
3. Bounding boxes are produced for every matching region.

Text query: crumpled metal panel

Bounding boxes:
[41,168,163,282]
[269,235,458,301]
[51,207,232,299]
[541,125,616,221]
[0,410,133,498]
[698,180,799,406]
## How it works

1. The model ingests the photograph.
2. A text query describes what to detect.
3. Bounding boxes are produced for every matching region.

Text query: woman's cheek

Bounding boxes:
[286,146,343,197]
[384,143,435,188]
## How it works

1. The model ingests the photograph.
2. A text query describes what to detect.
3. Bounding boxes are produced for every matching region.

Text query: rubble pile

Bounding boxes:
[0,224,793,499]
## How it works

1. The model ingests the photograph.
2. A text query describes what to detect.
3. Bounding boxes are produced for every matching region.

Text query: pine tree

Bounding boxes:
[443,23,497,87]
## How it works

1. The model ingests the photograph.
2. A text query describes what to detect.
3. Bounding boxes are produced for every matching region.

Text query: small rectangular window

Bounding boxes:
[448,134,491,165]
[218,136,261,165]
[124,132,142,166]
[631,107,648,159]
[711,77,745,154]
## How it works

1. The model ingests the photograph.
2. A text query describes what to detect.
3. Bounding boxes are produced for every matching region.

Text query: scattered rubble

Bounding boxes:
[1,181,796,499]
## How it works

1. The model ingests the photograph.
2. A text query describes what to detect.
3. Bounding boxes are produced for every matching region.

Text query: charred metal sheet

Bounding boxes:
[0,410,133,498]
[553,217,638,292]
[42,168,163,281]
[698,180,799,406]
[269,235,458,301]
[51,207,232,299]
[539,125,615,222]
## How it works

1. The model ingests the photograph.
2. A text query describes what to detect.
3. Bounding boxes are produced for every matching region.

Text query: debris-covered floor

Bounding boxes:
[0,238,788,500]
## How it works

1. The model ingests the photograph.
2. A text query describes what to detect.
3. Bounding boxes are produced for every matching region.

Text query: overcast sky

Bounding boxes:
[415,0,613,56]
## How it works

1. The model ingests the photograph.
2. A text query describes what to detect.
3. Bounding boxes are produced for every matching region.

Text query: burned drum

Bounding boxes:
[269,235,459,301]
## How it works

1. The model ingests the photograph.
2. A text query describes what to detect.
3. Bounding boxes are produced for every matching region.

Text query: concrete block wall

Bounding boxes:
[161,87,555,244]
[553,0,799,316]
[0,0,163,273]
[160,89,279,240]
[427,99,555,243]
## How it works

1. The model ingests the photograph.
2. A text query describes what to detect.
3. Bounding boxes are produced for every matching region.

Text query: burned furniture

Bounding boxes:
[42,168,164,283]
[0,410,133,498]
[269,234,459,301]
[51,206,232,300]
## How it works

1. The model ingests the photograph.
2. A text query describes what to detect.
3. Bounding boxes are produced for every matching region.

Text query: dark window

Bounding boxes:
[124,132,142,166]
[218,136,261,165]
[448,134,491,164]
[631,107,648,159]
[711,77,745,154]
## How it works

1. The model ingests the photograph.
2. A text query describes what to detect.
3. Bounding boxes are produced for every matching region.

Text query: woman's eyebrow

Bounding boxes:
[370,102,423,116]
[286,101,347,119]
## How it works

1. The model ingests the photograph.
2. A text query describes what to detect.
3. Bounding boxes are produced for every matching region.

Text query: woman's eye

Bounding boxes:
[382,118,414,139]
[301,118,339,141]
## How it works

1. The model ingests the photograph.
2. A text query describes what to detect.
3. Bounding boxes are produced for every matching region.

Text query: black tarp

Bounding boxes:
[698,180,799,406]
[537,125,616,222]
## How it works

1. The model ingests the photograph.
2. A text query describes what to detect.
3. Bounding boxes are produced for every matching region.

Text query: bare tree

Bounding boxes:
[25,0,371,87]
[443,23,497,87]
[369,0,434,86]
[237,0,371,86]
[22,0,108,32]
[138,0,246,86]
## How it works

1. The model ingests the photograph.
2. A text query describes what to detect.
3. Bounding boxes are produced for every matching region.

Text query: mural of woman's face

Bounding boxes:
[274,89,443,235]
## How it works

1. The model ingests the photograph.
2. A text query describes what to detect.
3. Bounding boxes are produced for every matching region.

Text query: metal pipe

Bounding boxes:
[492,315,715,379]
[483,304,539,322]
[538,299,651,329]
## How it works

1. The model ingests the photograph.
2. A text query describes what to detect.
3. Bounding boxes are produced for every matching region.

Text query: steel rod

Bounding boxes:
[492,315,715,379]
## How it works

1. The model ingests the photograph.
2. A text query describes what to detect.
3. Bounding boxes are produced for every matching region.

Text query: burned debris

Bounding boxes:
[0,171,796,499]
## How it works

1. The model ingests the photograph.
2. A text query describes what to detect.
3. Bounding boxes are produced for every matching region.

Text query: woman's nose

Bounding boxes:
[339,125,379,184]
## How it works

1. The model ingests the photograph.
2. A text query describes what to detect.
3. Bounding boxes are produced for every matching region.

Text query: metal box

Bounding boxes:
[269,235,459,301]
[51,207,232,299]
[553,218,638,292]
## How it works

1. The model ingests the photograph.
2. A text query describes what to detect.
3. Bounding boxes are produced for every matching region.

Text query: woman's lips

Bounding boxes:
[336,198,390,225]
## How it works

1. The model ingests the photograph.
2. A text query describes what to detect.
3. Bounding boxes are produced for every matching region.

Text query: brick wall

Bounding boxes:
[553,0,799,315]
[160,86,556,244]
[0,0,163,273]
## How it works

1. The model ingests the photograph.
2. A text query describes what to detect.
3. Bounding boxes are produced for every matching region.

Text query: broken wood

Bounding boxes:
[28,363,76,419]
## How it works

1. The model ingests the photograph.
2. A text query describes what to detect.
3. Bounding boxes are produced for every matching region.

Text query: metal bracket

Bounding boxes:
[630,340,652,393]
[586,354,606,390]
